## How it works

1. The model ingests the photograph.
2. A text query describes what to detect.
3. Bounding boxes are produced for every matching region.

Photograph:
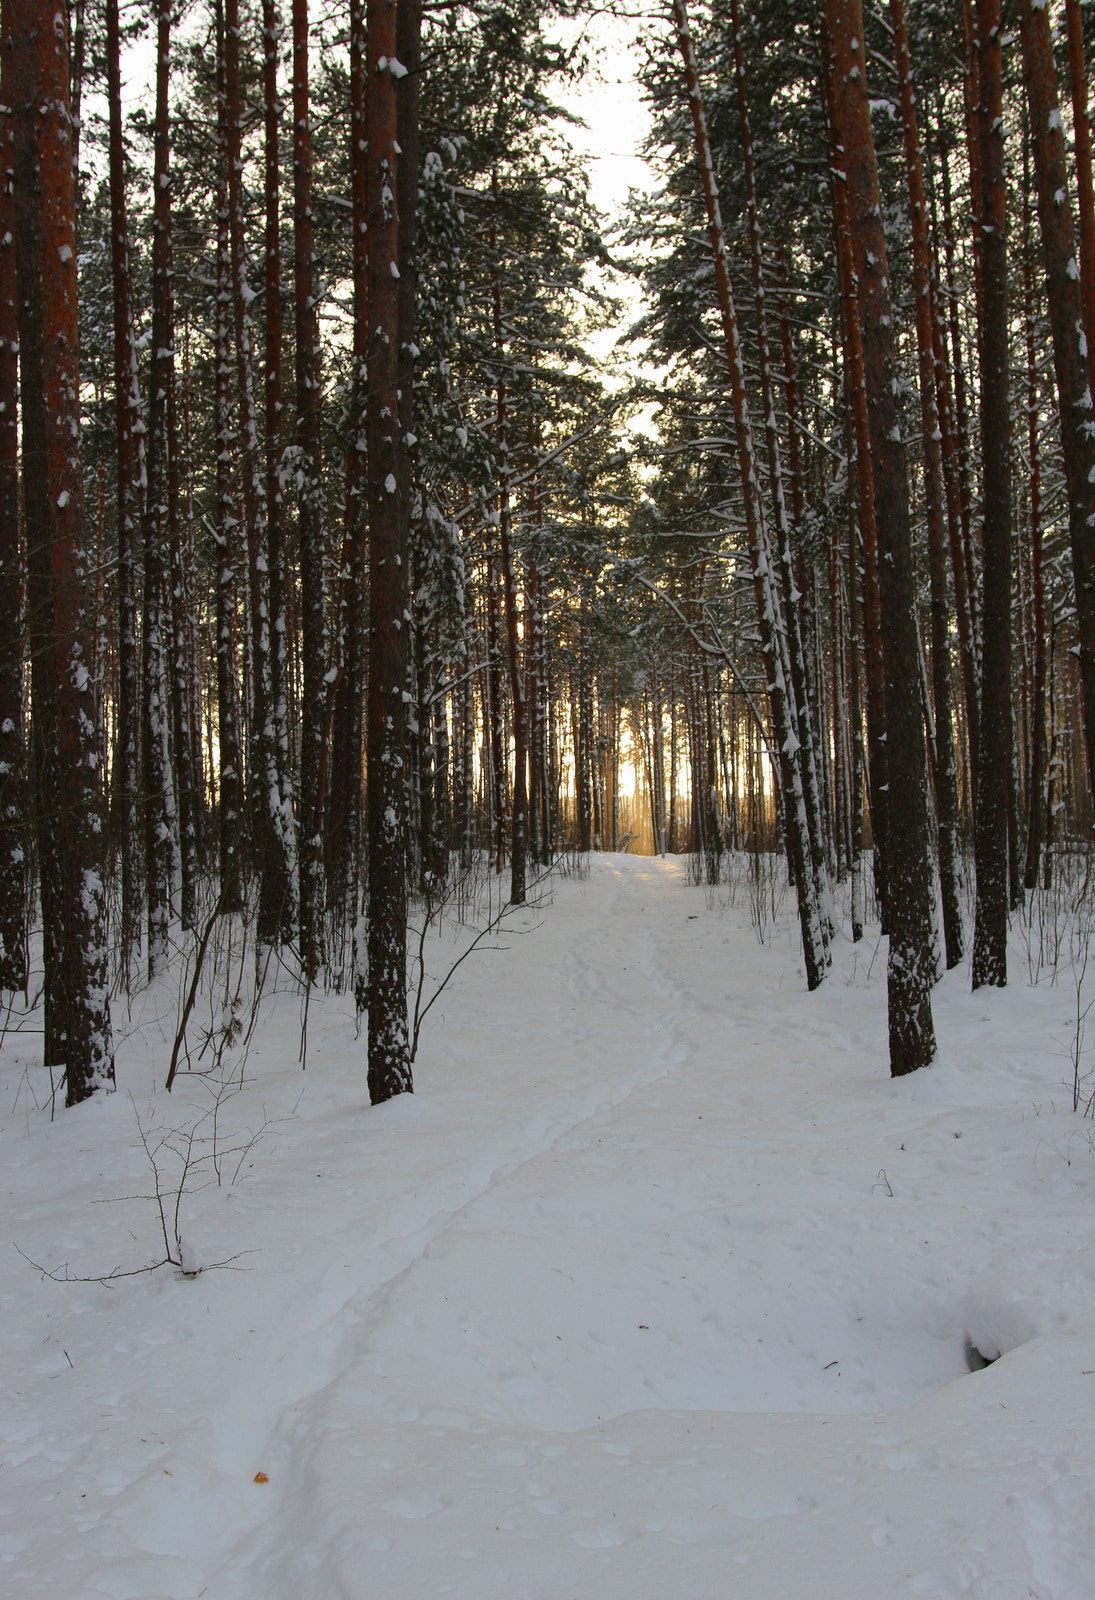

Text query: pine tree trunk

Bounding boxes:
[1020,0,1095,811]
[105,0,142,975]
[0,41,27,992]
[365,0,412,1102]
[730,0,828,927]
[292,0,325,981]
[141,0,178,979]
[826,0,937,1072]
[890,0,964,969]
[485,549,506,868]
[214,21,244,911]
[935,130,982,787]
[971,0,1012,990]
[1023,254,1048,890]
[824,36,890,927]
[10,0,114,1099]
[526,547,543,865]
[489,201,528,903]
[1064,0,1095,406]
[262,0,297,948]
[226,0,284,942]
[327,0,368,922]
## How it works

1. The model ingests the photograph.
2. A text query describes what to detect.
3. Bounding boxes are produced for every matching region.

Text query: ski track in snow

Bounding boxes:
[4,855,1095,1598]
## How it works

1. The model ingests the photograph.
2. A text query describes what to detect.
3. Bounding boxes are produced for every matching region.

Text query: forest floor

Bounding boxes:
[4,852,1095,1599]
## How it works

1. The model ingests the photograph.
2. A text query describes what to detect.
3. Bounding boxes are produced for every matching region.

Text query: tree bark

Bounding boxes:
[971,0,1012,989]
[140,0,178,979]
[10,0,113,1099]
[1019,0,1095,811]
[1064,0,1095,407]
[365,0,412,1102]
[214,12,244,911]
[826,0,937,1072]
[105,0,143,975]
[0,35,26,992]
[292,0,326,981]
[490,190,528,904]
[729,0,828,928]
[328,0,369,922]
[823,33,889,927]
[1023,249,1048,890]
[890,0,964,969]
[262,0,297,948]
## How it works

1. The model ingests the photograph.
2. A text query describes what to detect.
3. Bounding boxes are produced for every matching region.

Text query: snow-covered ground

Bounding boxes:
[4,852,1095,1599]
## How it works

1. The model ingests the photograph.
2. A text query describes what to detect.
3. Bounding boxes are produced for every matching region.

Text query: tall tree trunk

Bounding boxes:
[1020,0,1095,815]
[925,145,980,801]
[328,0,368,923]
[365,0,412,1102]
[214,12,244,911]
[485,547,506,867]
[0,37,26,991]
[105,0,142,975]
[167,361,198,927]
[140,0,177,979]
[936,126,982,771]
[1064,0,1095,406]
[10,0,113,1098]
[1023,252,1048,890]
[490,193,528,904]
[890,0,964,969]
[292,0,325,980]
[823,35,889,927]
[226,0,282,941]
[729,0,828,931]
[262,0,297,947]
[971,0,1012,990]
[826,0,937,1072]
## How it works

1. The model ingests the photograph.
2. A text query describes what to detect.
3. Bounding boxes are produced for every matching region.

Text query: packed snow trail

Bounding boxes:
[4,855,1095,1599]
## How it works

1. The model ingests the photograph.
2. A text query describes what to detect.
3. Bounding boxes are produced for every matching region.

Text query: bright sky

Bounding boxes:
[549,13,667,436]
[550,12,659,219]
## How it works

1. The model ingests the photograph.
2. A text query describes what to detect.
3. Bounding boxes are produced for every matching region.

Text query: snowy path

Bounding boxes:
[4,855,1095,1598]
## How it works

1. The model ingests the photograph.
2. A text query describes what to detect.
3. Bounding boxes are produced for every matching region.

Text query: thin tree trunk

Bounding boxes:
[824,36,889,927]
[971,0,1013,989]
[167,360,197,926]
[262,0,297,947]
[1064,0,1095,406]
[226,0,281,938]
[891,0,963,969]
[213,16,244,911]
[485,548,506,868]
[105,0,142,974]
[730,0,828,928]
[1020,0,1095,812]
[141,0,178,979]
[328,0,368,922]
[292,0,325,981]
[936,127,983,769]
[489,187,528,902]
[826,0,937,1071]
[0,40,26,992]
[365,0,412,1101]
[1023,255,1048,890]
